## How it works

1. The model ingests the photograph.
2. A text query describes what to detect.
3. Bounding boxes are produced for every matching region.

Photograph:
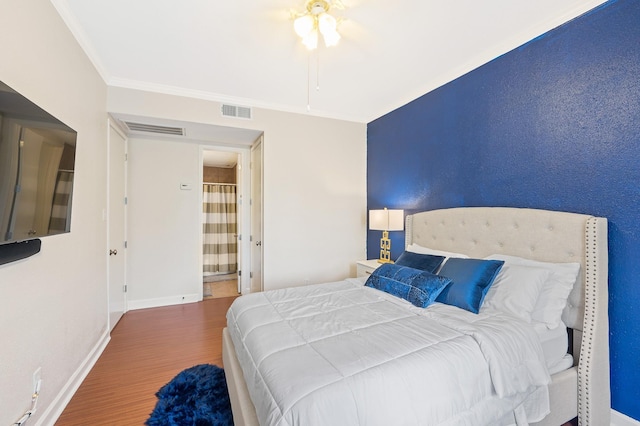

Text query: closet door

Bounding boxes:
[250,137,263,293]
[108,120,127,330]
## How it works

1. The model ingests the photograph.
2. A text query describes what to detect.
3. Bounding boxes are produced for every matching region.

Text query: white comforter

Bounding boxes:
[226,279,551,426]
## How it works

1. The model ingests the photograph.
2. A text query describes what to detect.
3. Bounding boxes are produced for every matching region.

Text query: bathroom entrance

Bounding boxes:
[202,149,239,299]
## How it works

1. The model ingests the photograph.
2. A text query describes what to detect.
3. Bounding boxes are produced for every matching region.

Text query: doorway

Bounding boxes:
[198,134,262,299]
[202,149,239,299]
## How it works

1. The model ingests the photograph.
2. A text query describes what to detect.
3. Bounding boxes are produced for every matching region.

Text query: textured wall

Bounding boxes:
[367,0,640,420]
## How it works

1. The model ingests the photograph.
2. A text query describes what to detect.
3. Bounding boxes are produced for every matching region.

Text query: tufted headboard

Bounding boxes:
[405,207,610,425]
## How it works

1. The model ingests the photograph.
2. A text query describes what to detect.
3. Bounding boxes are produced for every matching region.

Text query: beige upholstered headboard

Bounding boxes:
[405,207,610,425]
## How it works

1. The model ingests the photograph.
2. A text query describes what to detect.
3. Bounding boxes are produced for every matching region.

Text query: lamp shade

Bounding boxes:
[369,209,404,231]
[294,14,315,38]
[321,27,340,47]
[318,12,336,32]
[302,30,318,50]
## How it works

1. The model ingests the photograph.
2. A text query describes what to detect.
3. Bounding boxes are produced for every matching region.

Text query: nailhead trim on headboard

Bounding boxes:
[578,217,610,426]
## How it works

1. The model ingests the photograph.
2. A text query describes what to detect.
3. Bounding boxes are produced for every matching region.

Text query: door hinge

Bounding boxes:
[250,235,253,242]
[123,285,128,293]
[250,272,253,278]
[124,197,128,205]
[238,270,242,277]
[124,241,128,249]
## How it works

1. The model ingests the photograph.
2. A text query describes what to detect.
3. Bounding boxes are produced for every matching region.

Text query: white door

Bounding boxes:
[250,137,263,293]
[108,120,127,330]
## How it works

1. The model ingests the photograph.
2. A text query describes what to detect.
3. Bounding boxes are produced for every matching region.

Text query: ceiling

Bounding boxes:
[203,150,238,168]
[52,0,604,124]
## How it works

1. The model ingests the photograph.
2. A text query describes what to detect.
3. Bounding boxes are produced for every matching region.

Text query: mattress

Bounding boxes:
[533,321,573,375]
[227,279,553,426]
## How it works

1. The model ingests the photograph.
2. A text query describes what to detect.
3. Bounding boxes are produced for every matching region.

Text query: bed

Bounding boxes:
[222,207,610,425]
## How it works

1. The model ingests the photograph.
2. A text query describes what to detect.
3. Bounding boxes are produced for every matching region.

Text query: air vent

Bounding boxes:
[124,122,185,136]
[221,104,252,119]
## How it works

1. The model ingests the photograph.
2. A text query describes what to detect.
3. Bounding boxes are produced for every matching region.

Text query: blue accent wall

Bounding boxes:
[367,0,640,420]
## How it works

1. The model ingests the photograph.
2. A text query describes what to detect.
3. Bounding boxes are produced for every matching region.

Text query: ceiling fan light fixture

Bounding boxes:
[293,0,342,50]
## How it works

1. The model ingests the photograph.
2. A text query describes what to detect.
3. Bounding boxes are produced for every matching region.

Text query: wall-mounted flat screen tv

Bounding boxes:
[0,80,77,246]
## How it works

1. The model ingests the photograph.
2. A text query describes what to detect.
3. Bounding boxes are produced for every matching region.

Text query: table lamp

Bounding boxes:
[369,208,404,263]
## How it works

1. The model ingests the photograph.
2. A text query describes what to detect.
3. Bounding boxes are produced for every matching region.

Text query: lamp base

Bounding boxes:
[378,231,393,263]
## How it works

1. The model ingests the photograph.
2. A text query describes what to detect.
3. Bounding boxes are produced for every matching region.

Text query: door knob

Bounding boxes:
[110,249,118,256]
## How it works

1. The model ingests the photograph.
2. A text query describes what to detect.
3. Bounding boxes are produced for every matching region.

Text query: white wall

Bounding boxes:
[126,138,202,308]
[0,0,108,424]
[108,87,367,299]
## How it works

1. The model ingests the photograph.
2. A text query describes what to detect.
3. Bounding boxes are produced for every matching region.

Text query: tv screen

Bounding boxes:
[0,80,77,245]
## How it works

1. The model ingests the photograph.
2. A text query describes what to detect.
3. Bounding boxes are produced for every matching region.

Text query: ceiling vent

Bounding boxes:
[124,121,185,136]
[221,104,252,119]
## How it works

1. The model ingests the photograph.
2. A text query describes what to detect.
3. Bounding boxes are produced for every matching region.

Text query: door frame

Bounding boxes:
[199,143,256,296]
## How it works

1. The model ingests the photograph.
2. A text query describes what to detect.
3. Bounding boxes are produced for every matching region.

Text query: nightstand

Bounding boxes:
[356,259,382,278]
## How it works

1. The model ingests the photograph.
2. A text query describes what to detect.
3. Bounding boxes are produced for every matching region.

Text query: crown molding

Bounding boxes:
[107,77,368,123]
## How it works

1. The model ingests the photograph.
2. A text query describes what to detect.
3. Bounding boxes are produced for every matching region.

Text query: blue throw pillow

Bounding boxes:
[394,251,445,273]
[436,258,505,314]
[365,263,452,308]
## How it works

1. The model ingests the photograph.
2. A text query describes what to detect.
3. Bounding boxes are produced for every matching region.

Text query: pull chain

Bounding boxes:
[307,54,311,111]
[316,47,321,91]
[306,44,322,111]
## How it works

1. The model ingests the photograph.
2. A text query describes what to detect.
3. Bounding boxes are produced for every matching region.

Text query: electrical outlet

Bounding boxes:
[33,367,42,394]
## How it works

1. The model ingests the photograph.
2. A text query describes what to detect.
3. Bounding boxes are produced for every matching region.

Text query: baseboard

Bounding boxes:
[127,293,200,311]
[612,409,640,426]
[34,329,111,426]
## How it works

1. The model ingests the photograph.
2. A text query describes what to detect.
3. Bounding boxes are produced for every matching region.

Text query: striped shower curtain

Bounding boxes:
[48,171,74,233]
[203,184,237,275]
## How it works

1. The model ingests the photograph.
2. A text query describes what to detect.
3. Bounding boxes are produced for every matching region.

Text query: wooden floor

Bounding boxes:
[55,296,236,426]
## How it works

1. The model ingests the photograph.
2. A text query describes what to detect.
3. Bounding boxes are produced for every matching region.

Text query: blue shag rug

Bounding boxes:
[146,364,233,426]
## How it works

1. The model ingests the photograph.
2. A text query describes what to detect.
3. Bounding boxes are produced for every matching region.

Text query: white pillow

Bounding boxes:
[485,254,580,328]
[407,243,469,259]
[480,264,551,322]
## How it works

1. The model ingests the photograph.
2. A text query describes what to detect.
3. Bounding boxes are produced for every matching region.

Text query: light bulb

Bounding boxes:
[318,13,337,33]
[318,13,340,47]
[294,14,315,38]
[321,29,340,47]
[302,30,318,50]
